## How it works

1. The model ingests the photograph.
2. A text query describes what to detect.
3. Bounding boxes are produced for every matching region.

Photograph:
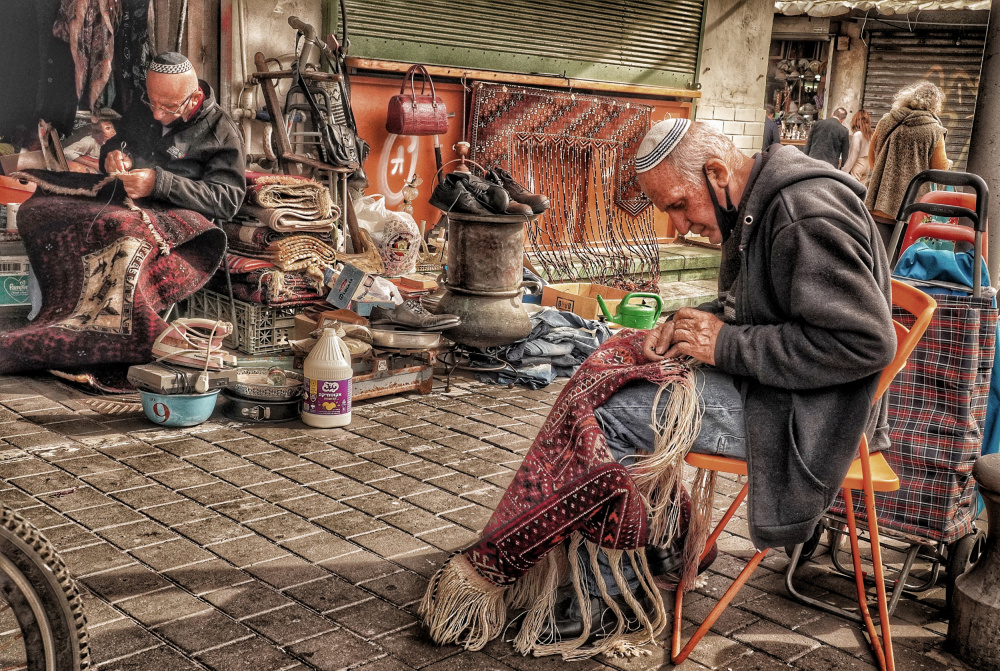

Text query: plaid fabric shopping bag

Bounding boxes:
[831,292,997,544]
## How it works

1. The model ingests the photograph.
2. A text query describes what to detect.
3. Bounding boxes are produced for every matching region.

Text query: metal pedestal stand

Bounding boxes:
[436,346,519,392]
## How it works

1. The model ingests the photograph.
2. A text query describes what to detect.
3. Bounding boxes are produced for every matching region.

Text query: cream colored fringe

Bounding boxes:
[682,467,717,590]
[418,553,507,651]
[630,367,702,547]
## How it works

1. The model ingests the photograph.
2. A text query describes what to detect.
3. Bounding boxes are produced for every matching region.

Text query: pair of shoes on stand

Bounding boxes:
[369,299,460,331]
[152,318,237,371]
[429,169,547,216]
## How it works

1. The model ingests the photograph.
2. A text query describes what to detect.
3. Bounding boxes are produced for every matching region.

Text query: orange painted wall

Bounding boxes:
[349,74,691,240]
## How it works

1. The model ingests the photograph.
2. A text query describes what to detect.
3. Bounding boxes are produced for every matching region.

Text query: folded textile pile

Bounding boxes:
[220,221,339,254]
[243,171,339,233]
[476,308,612,388]
[207,263,326,306]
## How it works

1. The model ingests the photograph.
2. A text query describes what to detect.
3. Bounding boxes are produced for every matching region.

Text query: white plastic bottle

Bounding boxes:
[302,328,353,427]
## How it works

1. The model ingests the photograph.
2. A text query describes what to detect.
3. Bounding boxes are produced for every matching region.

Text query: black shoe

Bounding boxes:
[455,173,510,214]
[488,167,550,214]
[429,174,494,215]
[546,591,651,642]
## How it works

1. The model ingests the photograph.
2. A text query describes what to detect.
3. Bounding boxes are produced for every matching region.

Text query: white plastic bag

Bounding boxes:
[353,194,421,276]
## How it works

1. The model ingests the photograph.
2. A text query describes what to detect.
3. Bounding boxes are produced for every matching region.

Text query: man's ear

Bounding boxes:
[704,158,730,189]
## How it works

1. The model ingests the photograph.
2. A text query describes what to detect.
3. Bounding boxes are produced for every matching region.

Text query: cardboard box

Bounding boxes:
[0,256,30,306]
[540,282,632,321]
[127,363,237,395]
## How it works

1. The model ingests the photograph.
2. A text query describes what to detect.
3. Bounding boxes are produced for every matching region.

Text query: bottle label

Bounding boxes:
[302,377,351,415]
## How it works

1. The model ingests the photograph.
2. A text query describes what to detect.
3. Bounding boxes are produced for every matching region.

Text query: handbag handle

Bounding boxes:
[401,64,439,109]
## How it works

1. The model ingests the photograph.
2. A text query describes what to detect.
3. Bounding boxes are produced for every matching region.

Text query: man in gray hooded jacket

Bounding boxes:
[639,119,895,547]
[551,118,897,639]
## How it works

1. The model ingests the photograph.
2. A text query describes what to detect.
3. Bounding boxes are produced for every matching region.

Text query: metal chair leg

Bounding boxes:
[221,250,240,350]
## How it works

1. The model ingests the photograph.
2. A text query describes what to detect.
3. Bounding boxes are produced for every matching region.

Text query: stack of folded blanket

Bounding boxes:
[214,172,349,307]
[241,172,341,233]
[206,254,327,307]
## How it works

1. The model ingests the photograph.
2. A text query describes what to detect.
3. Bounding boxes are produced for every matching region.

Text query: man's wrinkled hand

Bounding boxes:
[642,320,675,362]
[117,169,156,199]
[667,308,724,365]
[104,150,132,174]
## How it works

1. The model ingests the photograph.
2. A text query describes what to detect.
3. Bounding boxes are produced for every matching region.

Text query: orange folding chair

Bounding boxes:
[671,279,937,671]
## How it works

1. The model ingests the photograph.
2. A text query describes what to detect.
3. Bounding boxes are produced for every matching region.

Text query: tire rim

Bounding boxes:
[0,551,56,671]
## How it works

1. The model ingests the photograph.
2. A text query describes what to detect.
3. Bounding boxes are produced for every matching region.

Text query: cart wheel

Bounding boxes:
[946,529,986,608]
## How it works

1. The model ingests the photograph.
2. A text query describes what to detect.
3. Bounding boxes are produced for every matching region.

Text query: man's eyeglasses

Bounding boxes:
[141,90,197,115]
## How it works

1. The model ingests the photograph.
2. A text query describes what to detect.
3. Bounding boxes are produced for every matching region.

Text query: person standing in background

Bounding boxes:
[866,81,951,242]
[841,109,874,186]
[805,107,850,168]
[763,104,781,149]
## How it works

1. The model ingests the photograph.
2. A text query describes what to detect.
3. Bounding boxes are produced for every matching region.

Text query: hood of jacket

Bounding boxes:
[741,144,867,232]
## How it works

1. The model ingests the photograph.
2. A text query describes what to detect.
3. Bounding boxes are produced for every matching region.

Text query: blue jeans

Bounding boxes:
[581,367,746,595]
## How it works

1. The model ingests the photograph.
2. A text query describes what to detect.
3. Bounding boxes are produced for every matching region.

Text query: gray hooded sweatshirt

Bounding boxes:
[706,145,896,549]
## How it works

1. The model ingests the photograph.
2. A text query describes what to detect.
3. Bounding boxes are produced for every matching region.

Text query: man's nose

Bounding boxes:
[669,213,690,234]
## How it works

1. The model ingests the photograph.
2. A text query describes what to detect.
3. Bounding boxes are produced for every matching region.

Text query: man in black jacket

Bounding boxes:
[100,52,245,220]
[804,107,850,168]
[763,104,781,149]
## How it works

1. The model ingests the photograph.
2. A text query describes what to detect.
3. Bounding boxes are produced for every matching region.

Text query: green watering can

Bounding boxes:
[596,292,663,329]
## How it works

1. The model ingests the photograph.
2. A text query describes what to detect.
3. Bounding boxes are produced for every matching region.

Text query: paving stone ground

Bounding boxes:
[0,373,979,670]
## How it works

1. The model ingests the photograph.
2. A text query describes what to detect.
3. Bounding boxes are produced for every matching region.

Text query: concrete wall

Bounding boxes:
[695,0,774,154]
[826,22,868,121]
[227,0,323,109]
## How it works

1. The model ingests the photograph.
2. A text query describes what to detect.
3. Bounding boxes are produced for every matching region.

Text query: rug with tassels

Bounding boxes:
[420,330,716,660]
[0,170,225,375]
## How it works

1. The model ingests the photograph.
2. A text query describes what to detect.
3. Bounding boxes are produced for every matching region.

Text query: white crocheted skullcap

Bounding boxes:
[635,118,691,174]
[149,52,193,75]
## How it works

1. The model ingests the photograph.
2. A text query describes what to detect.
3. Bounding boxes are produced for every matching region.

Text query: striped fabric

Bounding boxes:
[831,293,997,544]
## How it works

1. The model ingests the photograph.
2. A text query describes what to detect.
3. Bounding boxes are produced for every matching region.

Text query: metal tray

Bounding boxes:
[370,327,442,350]
[229,368,303,401]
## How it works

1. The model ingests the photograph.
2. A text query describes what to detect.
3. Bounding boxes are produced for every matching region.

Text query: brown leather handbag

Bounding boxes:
[385,64,449,136]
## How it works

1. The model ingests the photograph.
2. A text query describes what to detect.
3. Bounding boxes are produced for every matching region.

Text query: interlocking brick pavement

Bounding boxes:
[0,373,979,670]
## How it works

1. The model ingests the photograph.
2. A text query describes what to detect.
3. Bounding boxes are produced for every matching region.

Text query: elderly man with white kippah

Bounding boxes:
[545,119,897,640]
[100,52,245,220]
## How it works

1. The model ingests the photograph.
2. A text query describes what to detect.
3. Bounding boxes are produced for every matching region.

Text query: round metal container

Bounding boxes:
[230,368,304,401]
[436,212,532,349]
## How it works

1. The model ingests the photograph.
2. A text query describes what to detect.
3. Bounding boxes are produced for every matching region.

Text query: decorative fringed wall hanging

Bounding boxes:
[469,83,658,291]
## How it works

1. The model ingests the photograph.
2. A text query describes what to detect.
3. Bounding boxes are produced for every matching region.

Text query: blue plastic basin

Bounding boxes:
[140,389,220,427]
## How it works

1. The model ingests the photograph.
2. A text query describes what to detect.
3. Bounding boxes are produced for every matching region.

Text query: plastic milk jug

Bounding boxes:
[302,328,353,427]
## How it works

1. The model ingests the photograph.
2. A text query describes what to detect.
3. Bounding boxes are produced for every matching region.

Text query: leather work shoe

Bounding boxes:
[429,174,494,215]
[488,167,550,214]
[545,590,653,642]
[369,299,461,331]
[456,173,510,214]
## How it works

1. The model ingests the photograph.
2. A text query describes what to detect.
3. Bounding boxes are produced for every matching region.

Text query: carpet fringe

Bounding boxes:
[632,368,703,548]
[681,467,717,591]
[418,553,506,651]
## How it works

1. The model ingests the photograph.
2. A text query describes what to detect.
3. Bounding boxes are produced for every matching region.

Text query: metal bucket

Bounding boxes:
[436,212,532,349]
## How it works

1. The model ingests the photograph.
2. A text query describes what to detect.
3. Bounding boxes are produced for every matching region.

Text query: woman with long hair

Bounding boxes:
[841,109,873,185]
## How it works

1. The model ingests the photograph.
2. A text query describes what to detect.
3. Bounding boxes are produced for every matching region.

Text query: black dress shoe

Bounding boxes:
[429,174,494,215]
[456,173,510,214]
[488,167,550,214]
[547,591,651,642]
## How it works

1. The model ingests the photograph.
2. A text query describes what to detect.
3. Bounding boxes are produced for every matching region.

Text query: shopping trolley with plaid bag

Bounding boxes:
[789,170,995,612]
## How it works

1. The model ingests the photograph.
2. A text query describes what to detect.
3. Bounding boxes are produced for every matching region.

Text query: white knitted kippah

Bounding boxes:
[149,52,193,75]
[634,118,691,174]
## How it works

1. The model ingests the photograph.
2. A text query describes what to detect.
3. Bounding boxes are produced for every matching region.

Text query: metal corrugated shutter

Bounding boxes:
[339,0,704,89]
[863,30,985,171]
